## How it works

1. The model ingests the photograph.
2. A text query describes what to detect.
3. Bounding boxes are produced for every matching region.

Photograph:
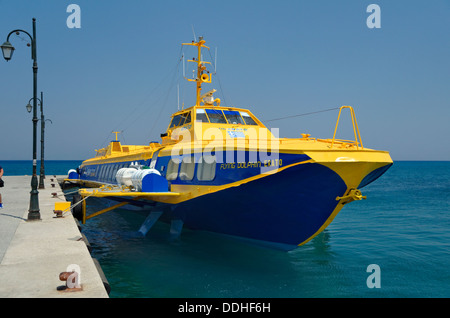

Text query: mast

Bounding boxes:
[112,131,120,141]
[182,36,212,106]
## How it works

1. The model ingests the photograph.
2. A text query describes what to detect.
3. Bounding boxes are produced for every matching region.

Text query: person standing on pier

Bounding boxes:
[0,165,3,208]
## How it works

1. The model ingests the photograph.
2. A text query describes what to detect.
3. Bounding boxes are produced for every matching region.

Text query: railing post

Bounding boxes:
[331,107,344,148]
[331,106,363,149]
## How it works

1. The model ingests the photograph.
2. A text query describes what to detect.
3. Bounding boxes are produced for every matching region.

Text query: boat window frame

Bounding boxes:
[169,114,184,128]
[169,111,192,128]
[179,155,195,181]
[110,164,116,181]
[150,149,161,169]
[205,109,228,124]
[99,165,105,180]
[195,108,210,123]
[223,110,245,125]
[240,111,259,126]
[109,164,115,182]
[184,112,191,125]
[102,165,107,180]
[105,165,111,182]
[197,155,216,181]
[166,157,181,180]
[110,164,115,182]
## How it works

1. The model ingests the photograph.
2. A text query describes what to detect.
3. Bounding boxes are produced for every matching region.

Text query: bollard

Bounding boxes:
[53,202,71,218]
[51,192,58,198]
[57,271,82,292]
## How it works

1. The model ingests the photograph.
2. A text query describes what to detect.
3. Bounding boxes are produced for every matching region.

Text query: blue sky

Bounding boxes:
[0,0,449,160]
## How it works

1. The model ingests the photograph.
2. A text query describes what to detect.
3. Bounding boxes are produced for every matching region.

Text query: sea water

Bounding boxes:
[0,160,82,177]
[2,160,449,298]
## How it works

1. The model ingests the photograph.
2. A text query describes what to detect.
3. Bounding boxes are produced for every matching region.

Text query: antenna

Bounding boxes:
[177,84,180,110]
[112,131,120,141]
[182,37,211,106]
[215,47,217,73]
[182,53,185,77]
[191,25,197,41]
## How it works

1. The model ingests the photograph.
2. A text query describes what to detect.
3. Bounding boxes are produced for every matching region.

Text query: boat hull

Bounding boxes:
[162,161,386,250]
[73,149,392,250]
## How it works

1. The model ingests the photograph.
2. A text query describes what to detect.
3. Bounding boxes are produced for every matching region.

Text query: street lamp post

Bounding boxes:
[39,91,46,189]
[1,18,40,221]
[26,92,50,189]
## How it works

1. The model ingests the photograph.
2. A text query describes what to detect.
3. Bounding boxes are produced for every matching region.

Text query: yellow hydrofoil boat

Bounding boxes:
[65,37,393,250]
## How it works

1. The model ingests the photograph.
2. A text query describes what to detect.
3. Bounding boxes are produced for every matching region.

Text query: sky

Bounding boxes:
[0,0,449,161]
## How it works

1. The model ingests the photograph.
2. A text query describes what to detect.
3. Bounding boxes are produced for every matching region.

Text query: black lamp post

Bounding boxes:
[39,92,51,189]
[1,18,40,221]
[26,92,51,189]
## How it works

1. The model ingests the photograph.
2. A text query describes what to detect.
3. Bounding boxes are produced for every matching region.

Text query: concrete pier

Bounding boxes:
[0,175,109,297]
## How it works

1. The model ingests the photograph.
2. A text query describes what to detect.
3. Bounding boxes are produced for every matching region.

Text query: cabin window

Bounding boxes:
[195,109,209,123]
[150,150,160,169]
[169,114,184,128]
[104,165,109,179]
[98,165,104,179]
[223,110,245,125]
[109,165,115,182]
[166,158,180,180]
[102,165,107,180]
[112,164,118,181]
[170,112,191,128]
[197,155,216,181]
[240,111,258,125]
[179,156,195,181]
[107,165,113,182]
[184,112,191,125]
[108,165,113,182]
[115,164,121,180]
[178,112,191,126]
[105,165,111,181]
[205,109,227,124]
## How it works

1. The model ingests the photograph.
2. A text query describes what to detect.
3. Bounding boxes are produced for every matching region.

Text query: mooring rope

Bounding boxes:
[62,193,95,216]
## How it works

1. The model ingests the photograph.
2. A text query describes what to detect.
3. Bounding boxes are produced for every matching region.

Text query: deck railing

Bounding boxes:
[331,106,364,150]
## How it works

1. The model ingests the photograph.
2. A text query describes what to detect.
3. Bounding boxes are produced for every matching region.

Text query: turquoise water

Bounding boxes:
[84,161,450,298]
[0,160,82,177]
[3,160,450,298]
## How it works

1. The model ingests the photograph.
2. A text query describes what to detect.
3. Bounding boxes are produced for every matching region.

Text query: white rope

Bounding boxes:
[62,193,95,216]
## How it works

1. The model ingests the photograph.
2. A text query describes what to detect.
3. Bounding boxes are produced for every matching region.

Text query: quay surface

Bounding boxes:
[0,175,109,297]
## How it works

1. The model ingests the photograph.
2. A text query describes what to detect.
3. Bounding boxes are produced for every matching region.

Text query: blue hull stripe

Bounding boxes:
[79,151,310,187]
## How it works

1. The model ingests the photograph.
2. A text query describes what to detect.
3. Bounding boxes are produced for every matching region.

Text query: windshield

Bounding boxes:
[223,110,245,125]
[169,112,191,128]
[205,109,227,124]
[240,111,258,125]
[195,109,259,125]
